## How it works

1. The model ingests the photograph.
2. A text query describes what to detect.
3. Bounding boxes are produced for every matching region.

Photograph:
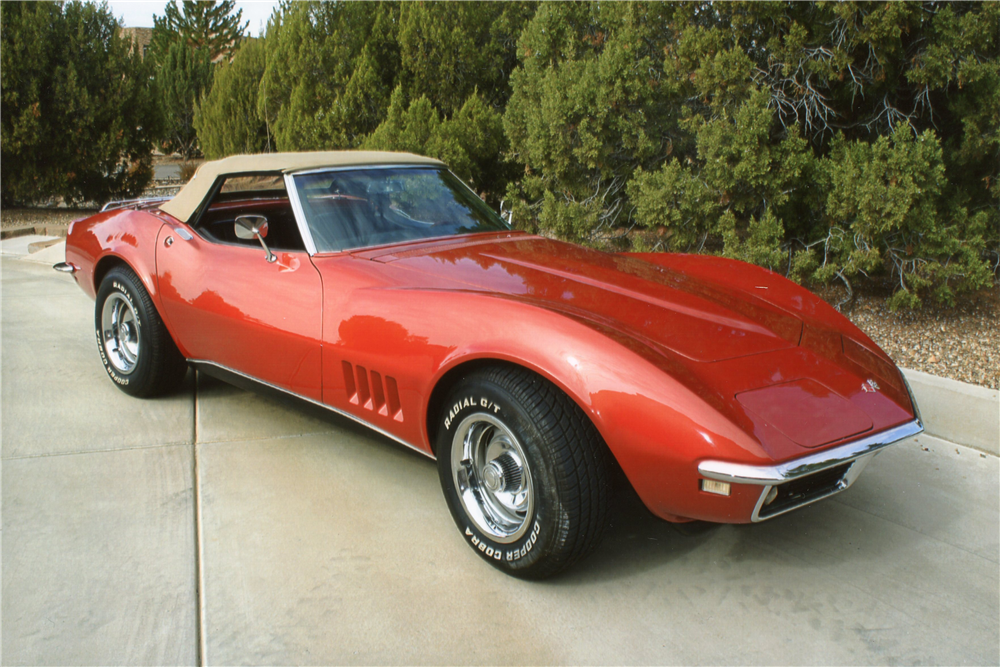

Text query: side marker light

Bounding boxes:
[701,479,731,496]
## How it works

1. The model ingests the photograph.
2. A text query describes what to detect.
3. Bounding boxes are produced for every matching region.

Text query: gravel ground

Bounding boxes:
[3,205,997,390]
[1,157,191,232]
[1,208,97,230]
[834,285,1000,390]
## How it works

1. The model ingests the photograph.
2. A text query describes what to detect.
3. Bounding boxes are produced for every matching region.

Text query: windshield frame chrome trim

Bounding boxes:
[283,172,318,256]
[285,163,438,179]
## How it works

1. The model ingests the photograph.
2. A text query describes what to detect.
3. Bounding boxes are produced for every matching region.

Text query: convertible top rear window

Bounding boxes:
[292,167,510,253]
[219,174,285,193]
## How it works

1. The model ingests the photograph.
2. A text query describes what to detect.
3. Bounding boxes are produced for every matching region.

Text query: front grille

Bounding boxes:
[758,462,853,519]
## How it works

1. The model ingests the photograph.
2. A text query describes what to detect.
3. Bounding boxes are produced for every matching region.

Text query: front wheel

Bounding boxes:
[95,266,187,397]
[436,366,615,579]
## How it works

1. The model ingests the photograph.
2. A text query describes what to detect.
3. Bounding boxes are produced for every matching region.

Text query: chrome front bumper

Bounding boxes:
[698,418,923,522]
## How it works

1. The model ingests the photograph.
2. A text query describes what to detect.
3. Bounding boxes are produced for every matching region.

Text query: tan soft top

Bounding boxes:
[158,151,445,223]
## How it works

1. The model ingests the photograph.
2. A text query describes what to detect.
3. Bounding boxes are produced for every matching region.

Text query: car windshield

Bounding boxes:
[291,167,510,253]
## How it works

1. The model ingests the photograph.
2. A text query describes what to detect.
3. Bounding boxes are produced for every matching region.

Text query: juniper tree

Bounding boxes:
[397,1,536,115]
[363,87,509,202]
[157,40,213,157]
[195,38,270,159]
[258,1,401,151]
[1,0,160,205]
[504,1,996,307]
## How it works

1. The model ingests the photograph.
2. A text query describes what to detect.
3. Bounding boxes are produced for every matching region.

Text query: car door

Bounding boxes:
[155,173,324,401]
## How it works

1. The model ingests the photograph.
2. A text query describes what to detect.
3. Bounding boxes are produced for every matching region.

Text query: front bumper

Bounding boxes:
[698,418,923,521]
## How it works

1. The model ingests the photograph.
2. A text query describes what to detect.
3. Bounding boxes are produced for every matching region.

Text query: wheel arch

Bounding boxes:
[92,252,185,359]
[92,254,189,397]
[424,356,614,464]
[93,254,131,295]
[93,253,164,319]
[427,358,513,455]
[418,339,762,526]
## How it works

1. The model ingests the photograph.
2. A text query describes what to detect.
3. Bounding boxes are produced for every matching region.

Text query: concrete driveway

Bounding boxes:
[3,256,998,665]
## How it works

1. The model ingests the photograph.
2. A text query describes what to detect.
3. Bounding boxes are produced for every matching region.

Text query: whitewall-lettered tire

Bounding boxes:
[95,265,187,397]
[436,365,615,579]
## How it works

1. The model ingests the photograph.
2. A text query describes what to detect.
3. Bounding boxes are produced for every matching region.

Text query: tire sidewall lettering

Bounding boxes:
[504,520,541,561]
[95,266,186,398]
[464,519,542,564]
[443,394,502,431]
[111,280,142,328]
[438,372,589,577]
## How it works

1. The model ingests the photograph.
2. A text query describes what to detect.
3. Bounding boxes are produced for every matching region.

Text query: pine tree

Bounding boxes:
[150,0,248,63]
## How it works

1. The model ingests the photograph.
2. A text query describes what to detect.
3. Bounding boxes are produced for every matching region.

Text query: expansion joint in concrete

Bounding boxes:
[193,371,207,666]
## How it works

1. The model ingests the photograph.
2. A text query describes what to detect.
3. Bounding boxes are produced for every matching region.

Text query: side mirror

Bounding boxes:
[235,214,276,263]
[499,199,513,227]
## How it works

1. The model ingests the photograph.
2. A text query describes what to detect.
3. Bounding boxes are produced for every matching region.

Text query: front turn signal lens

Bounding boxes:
[701,479,731,496]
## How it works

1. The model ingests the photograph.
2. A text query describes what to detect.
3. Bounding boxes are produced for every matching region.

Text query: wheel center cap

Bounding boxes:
[483,462,504,493]
[120,322,132,339]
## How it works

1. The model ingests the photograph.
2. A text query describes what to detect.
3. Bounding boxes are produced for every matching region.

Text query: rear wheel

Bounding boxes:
[95,266,187,397]
[436,366,614,579]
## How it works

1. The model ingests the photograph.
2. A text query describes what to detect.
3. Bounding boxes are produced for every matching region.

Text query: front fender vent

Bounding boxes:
[342,361,403,422]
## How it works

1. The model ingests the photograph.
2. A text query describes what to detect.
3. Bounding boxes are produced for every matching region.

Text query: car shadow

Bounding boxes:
[188,371,939,586]
[553,487,727,584]
[189,371,732,578]
[192,368,435,463]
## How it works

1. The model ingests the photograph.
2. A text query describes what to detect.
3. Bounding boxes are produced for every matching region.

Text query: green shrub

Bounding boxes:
[258,1,401,150]
[397,2,535,116]
[184,0,998,307]
[817,129,991,308]
[502,1,997,306]
[628,88,815,262]
[503,2,680,242]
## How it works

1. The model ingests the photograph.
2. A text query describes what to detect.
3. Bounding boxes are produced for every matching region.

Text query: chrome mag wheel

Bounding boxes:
[101,292,140,374]
[451,413,534,543]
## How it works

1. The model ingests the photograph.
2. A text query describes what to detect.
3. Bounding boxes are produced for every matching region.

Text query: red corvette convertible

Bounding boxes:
[57,151,922,578]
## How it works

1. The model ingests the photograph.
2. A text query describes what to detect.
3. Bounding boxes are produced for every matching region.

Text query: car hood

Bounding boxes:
[352,232,914,459]
[360,233,803,363]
